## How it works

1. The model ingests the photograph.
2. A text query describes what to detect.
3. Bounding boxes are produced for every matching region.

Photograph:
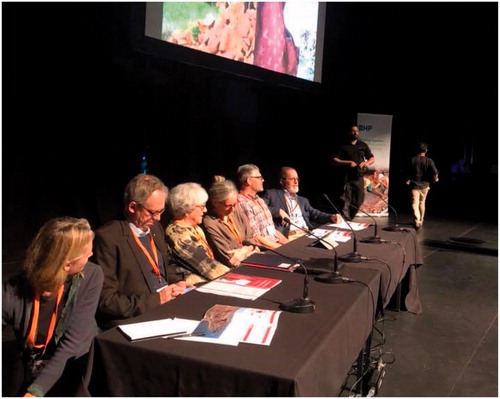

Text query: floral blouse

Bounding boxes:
[165,223,231,284]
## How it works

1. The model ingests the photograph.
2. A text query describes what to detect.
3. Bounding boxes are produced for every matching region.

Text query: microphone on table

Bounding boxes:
[243,240,315,313]
[283,217,345,284]
[374,195,409,232]
[343,201,386,244]
[323,194,365,263]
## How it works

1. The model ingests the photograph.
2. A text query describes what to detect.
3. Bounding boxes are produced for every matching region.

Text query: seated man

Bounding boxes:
[93,174,191,330]
[236,164,289,249]
[261,166,342,239]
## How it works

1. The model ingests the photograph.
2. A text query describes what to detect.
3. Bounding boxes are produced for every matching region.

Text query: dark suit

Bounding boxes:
[93,220,181,330]
[261,189,333,237]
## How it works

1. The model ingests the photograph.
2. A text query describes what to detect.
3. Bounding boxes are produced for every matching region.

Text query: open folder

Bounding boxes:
[242,252,299,272]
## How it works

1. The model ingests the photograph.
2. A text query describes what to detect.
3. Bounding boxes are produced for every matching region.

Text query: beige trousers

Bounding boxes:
[411,187,430,226]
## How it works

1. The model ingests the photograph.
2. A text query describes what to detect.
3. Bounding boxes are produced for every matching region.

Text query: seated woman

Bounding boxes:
[2,217,104,397]
[203,176,259,267]
[165,182,231,284]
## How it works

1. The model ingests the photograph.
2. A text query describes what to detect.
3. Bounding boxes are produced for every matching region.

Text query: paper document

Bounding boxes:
[196,272,282,300]
[180,304,281,346]
[118,317,199,342]
[312,228,351,243]
[328,220,370,231]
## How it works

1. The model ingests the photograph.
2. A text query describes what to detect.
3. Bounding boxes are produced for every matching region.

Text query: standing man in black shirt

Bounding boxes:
[406,142,439,229]
[332,125,375,220]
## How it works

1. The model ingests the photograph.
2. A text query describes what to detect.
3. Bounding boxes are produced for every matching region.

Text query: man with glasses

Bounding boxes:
[261,167,342,239]
[236,164,289,249]
[93,174,191,330]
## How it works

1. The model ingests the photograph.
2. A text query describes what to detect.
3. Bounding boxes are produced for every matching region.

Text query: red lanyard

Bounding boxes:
[221,215,243,245]
[244,193,268,215]
[193,227,215,260]
[131,229,161,279]
[26,285,64,351]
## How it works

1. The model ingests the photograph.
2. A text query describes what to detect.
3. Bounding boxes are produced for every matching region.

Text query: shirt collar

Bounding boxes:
[129,222,150,237]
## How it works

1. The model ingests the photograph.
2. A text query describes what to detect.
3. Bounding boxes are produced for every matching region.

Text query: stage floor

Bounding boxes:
[340,213,498,397]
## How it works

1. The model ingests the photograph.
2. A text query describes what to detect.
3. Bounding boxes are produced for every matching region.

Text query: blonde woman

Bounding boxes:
[165,182,231,284]
[2,217,104,397]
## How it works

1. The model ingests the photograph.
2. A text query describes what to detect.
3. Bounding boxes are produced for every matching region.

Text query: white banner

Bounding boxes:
[357,113,393,217]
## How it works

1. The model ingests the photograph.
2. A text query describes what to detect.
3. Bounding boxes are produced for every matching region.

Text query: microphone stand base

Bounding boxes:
[315,272,344,284]
[360,236,385,244]
[339,252,364,263]
[383,225,403,232]
[279,297,315,313]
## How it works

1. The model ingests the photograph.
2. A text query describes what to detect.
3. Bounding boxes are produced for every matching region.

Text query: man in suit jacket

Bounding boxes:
[261,167,342,238]
[93,174,191,330]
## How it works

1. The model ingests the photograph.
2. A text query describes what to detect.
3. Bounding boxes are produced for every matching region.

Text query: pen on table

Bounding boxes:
[130,331,187,342]
[162,332,205,340]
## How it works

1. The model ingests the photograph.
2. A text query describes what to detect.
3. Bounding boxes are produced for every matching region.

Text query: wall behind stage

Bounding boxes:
[3,3,497,260]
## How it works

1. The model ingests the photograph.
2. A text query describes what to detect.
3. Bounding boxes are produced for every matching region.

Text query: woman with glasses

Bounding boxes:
[203,175,259,267]
[3,217,103,396]
[93,174,191,330]
[165,182,231,284]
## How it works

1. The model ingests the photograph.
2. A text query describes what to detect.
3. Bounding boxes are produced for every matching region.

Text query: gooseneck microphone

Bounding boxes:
[323,194,364,262]
[374,195,408,232]
[283,217,344,284]
[243,240,315,313]
[343,201,385,244]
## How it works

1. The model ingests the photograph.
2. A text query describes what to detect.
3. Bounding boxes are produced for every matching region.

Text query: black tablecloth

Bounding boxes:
[89,266,380,396]
[276,225,422,313]
[89,227,422,396]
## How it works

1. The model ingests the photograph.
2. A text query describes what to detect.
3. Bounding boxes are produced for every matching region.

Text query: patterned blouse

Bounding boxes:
[165,223,231,284]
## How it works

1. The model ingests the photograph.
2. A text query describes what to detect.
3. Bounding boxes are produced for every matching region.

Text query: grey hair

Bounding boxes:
[167,182,208,219]
[236,164,259,188]
[124,174,168,206]
[208,176,238,203]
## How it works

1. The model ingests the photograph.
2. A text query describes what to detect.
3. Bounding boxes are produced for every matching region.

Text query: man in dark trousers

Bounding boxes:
[406,142,439,229]
[332,125,375,220]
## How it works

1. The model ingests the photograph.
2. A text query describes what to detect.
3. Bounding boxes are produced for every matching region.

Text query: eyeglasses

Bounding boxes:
[283,177,300,182]
[194,204,207,211]
[249,176,264,180]
[138,203,165,217]
[218,201,237,209]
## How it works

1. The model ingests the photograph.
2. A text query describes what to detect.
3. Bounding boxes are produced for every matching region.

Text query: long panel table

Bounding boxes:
[89,266,381,396]
[89,226,421,396]
[277,223,422,313]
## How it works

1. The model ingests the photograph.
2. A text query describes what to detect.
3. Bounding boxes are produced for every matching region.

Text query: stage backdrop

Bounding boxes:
[357,113,393,216]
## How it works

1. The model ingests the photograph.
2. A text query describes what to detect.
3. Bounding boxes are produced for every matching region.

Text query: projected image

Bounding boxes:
[161,2,320,82]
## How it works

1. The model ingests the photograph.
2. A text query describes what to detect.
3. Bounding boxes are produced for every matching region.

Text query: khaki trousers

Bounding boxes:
[411,187,430,226]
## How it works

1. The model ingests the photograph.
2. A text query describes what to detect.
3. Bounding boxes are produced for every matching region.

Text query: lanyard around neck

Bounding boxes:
[244,193,268,215]
[284,194,299,214]
[192,226,215,260]
[131,228,161,279]
[27,284,64,351]
[221,215,243,245]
